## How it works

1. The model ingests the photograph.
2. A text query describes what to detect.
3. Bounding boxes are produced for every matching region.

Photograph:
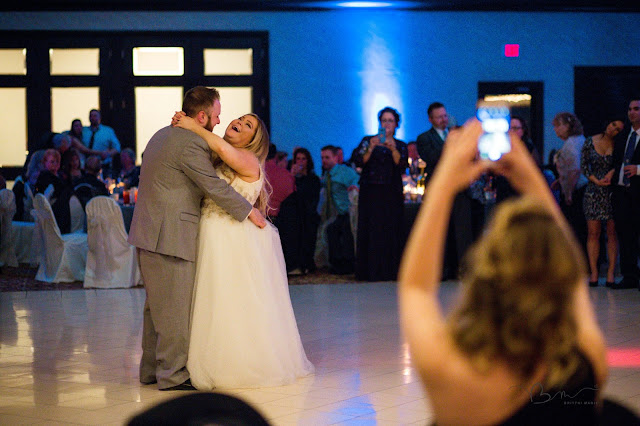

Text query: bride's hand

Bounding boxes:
[171,111,195,130]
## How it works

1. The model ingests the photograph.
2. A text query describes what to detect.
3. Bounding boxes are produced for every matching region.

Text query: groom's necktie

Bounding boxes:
[622,131,637,187]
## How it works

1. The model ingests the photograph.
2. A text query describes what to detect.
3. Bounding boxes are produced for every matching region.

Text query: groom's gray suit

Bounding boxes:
[128,125,252,389]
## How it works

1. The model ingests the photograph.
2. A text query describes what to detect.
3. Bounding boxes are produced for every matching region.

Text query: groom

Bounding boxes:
[128,86,266,391]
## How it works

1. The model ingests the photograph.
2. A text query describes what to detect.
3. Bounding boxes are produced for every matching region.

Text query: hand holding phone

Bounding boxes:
[476,100,511,161]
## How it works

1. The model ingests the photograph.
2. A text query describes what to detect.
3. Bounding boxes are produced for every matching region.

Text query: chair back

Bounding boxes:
[69,194,85,233]
[23,182,35,222]
[0,189,18,267]
[31,193,64,276]
[85,196,139,288]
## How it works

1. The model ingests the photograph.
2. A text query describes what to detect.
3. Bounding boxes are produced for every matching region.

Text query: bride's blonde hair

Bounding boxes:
[211,113,272,215]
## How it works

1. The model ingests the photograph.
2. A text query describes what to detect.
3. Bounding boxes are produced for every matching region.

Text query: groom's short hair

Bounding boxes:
[182,86,221,118]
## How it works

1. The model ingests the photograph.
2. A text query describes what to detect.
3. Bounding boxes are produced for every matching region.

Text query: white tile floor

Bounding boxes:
[1,282,640,425]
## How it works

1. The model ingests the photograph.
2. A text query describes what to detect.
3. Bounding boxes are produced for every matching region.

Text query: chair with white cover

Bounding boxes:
[31,193,88,282]
[11,220,37,265]
[22,182,35,222]
[84,196,140,288]
[0,189,18,267]
[69,194,85,233]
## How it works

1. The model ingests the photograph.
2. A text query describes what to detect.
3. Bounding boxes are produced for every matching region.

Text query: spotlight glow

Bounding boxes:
[337,1,394,7]
[361,31,403,138]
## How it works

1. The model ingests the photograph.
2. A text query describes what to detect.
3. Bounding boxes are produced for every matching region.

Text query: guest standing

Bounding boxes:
[318,145,360,274]
[264,143,299,274]
[581,119,624,287]
[352,107,408,281]
[82,109,121,177]
[291,147,321,274]
[552,112,588,256]
[610,98,640,290]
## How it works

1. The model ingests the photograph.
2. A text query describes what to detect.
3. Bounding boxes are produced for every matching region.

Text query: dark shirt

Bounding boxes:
[352,136,408,186]
[73,174,109,209]
[35,170,68,201]
[499,350,598,426]
[120,166,140,188]
[294,173,321,218]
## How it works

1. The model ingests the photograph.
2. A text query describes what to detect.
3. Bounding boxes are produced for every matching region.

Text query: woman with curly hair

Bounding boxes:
[399,120,608,424]
[172,111,314,390]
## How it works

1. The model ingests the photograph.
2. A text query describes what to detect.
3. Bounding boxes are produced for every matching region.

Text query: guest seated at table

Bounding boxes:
[73,155,109,210]
[399,121,609,425]
[119,148,140,189]
[12,150,46,221]
[60,148,84,187]
[35,149,73,233]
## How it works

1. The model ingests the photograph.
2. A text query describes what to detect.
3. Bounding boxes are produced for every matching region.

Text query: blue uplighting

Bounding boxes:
[337,1,394,7]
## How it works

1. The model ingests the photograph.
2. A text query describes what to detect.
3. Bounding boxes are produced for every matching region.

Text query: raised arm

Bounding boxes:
[398,120,487,377]
[172,112,259,180]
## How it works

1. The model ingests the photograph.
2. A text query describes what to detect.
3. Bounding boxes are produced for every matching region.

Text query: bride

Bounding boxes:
[172,111,314,390]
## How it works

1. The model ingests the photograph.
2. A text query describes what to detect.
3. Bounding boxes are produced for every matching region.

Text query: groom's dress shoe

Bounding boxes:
[160,379,196,391]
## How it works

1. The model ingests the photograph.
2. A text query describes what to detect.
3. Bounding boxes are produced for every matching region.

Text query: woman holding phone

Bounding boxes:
[399,120,608,424]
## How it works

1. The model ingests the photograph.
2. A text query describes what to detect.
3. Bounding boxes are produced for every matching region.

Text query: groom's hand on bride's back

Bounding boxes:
[248,207,266,228]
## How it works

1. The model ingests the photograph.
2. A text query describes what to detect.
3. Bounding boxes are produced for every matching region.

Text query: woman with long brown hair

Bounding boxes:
[399,120,608,424]
[581,119,624,286]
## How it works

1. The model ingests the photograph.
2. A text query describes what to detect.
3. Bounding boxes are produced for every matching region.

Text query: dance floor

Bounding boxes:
[1,281,640,425]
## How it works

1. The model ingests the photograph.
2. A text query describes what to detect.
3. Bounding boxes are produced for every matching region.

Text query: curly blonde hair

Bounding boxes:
[211,113,272,215]
[448,196,587,393]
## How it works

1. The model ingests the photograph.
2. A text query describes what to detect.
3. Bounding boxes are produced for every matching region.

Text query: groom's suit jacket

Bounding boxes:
[416,127,445,183]
[128,125,251,262]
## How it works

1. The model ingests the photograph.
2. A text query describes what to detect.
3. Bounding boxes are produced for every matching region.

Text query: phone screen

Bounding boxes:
[476,100,511,161]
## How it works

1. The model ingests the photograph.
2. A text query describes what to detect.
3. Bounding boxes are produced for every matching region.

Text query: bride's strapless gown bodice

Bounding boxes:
[187,167,314,390]
[201,168,262,220]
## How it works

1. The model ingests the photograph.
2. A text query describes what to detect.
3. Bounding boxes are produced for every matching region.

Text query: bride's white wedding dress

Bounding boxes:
[187,167,314,390]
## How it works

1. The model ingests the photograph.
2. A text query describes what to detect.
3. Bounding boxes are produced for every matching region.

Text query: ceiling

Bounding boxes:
[1,0,638,13]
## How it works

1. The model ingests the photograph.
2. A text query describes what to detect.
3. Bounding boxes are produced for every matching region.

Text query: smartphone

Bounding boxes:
[476,99,511,161]
[378,126,386,144]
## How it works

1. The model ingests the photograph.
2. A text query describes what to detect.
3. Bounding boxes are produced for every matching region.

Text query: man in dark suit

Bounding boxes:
[416,102,474,280]
[128,86,266,390]
[416,102,450,183]
[611,98,640,290]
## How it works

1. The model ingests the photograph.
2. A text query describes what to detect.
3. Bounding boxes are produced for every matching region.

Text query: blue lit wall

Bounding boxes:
[1,10,638,174]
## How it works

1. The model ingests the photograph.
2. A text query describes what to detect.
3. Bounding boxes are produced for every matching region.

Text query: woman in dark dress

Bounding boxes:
[352,107,408,281]
[290,147,321,273]
[581,119,624,286]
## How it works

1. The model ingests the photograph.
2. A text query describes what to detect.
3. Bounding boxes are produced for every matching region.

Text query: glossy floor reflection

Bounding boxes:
[1,282,640,425]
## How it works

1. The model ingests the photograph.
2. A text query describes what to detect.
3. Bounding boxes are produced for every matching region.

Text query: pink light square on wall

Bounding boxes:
[504,44,520,57]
